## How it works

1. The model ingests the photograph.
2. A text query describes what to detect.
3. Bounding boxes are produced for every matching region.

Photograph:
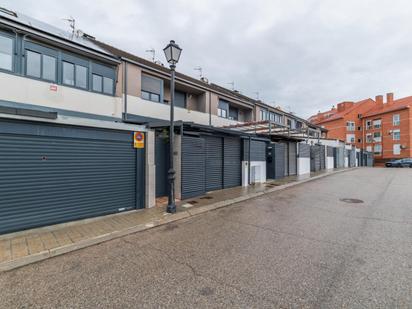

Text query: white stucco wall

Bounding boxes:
[242,161,266,186]
[297,158,311,175]
[327,157,334,169]
[345,157,349,168]
[127,95,239,127]
[0,72,122,118]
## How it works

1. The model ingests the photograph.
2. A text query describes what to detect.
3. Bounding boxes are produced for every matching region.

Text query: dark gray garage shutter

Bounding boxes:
[310,145,321,172]
[288,142,297,175]
[205,135,223,191]
[155,133,169,197]
[181,135,205,199]
[320,145,326,169]
[223,137,241,188]
[274,143,286,179]
[299,143,310,158]
[0,120,144,234]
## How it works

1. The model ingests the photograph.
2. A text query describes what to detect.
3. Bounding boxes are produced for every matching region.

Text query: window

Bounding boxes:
[92,74,103,92]
[296,121,303,130]
[26,50,56,82]
[346,134,355,143]
[260,109,268,120]
[373,119,381,129]
[269,112,275,122]
[366,120,372,130]
[42,55,56,81]
[346,121,355,131]
[275,113,283,124]
[366,146,372,152]
[103,77,113,94]
[0,34,13,71]
[218,100,229,118]
[141,74,162,102]
[358,138,362,143]
[229,106,239,120]
[374,144,382,155]
[366,133,373,143]
[174,90,186,108]
[357,126,362,131]
[26,50,41,78]
[393,144,401,155]
[393,114,400,126]
[289,119,297,129]
[62,61,75,86]
[392,129,400,140]
[75,65,88,89]
[373,131,381,142]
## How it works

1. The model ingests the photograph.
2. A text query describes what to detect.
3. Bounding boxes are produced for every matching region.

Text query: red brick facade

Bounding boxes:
[309,93,412,164]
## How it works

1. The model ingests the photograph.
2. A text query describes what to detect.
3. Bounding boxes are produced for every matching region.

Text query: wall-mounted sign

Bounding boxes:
[50,84,58,91]
[134,132,145,149]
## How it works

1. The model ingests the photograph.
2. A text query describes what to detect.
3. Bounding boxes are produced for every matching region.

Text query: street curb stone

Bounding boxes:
[0,168,352,272]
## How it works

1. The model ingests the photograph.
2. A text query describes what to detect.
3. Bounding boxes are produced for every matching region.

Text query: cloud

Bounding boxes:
[3,0,412,117]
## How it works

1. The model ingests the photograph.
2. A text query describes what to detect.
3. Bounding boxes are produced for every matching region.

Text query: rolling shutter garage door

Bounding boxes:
[205,136,223,191]
[288,142,297,176]
[274,143,286,179]
[320,145,326,170]
[223,137,241,189]
[0,119,144,234]
[181,135,205,199]
[310,145,321,172]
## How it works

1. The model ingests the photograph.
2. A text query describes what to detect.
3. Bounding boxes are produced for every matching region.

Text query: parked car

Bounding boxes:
[385,158,412,167]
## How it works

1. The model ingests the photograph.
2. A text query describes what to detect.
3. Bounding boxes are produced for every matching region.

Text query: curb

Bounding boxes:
[0,168,352,272]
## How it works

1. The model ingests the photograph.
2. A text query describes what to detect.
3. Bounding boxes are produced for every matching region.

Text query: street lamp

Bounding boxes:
[163,40,182,214]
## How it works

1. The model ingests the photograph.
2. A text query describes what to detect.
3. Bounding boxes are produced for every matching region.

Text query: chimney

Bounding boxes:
[386,92,394,105]
[375,95,384,106]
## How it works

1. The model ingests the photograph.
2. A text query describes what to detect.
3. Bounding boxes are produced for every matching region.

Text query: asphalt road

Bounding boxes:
[1,168,411,308]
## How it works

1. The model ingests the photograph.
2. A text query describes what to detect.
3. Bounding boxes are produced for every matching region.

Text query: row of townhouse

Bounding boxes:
[0,8,333,234]
[309,92,412,165]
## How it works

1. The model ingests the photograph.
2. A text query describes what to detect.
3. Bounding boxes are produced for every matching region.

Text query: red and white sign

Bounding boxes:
[134,132,145,149]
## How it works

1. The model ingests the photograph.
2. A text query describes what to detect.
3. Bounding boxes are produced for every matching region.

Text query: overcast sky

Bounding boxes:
[3,0,412,117]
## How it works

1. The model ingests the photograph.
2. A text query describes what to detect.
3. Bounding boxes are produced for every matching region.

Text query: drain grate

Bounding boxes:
[200,196,213,200]
[340,198,364,204]
[187,200,198,205]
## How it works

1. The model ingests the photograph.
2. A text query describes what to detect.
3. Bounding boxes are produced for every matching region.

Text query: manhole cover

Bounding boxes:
[340,198,364,204]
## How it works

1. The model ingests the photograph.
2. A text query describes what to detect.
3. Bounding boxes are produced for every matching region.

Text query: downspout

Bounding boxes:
[248,136,251,185]
[123,60,128,121]
[208,92,211,126]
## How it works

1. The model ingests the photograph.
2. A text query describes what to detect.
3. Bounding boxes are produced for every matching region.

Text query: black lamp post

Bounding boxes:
[163,40,182,213]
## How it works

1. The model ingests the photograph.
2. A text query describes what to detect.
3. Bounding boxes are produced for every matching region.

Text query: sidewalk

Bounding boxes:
[0,168,349,272]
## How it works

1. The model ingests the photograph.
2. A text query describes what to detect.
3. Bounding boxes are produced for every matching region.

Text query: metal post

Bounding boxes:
[167,65,176,213]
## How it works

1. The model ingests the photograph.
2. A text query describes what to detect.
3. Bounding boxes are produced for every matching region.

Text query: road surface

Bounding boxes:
[0,168,411,308]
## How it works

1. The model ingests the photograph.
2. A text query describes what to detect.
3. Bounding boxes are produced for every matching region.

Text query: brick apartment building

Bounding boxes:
[309,93,412,165]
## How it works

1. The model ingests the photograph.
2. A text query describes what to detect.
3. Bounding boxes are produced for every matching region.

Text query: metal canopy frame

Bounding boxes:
[221,120,312,140]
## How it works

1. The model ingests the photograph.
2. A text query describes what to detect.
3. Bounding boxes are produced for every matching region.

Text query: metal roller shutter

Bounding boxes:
[223,137,241,188]
[288,142,297,175]
[155,133,169,197]
[0,120,144,234]
[310,145,321,172]
[205,136,223,191]
[320,145,326,170]
[299,143,310,158]
[181,135,205,199]
[274,143,286,179]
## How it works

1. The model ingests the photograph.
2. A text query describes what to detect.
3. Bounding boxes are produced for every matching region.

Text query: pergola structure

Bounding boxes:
[221,120,322,141]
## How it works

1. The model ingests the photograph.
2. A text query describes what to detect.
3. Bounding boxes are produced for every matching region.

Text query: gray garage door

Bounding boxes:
[288,142,297,176]
[310,145,321,172]
[181,135,206,199]
[0,119,144,234]
[320,145,326,170]
[223,137,241,189]
[205,135,223,191]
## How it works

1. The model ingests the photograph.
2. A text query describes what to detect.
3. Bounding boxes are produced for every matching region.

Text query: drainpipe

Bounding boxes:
[248,136,251,185]
[123,60,128,121]
[208,92,211,126]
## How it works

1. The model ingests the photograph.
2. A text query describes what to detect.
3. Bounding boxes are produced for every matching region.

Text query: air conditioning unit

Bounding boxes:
[388,130,393,134]
[400,145,407,149]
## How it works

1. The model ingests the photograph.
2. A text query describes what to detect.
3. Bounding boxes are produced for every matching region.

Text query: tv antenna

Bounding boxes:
[227,81,235,91]
[145,48,155,62]
[254,91,260,100]
[194,66,203,78]
[62,16,76,37]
